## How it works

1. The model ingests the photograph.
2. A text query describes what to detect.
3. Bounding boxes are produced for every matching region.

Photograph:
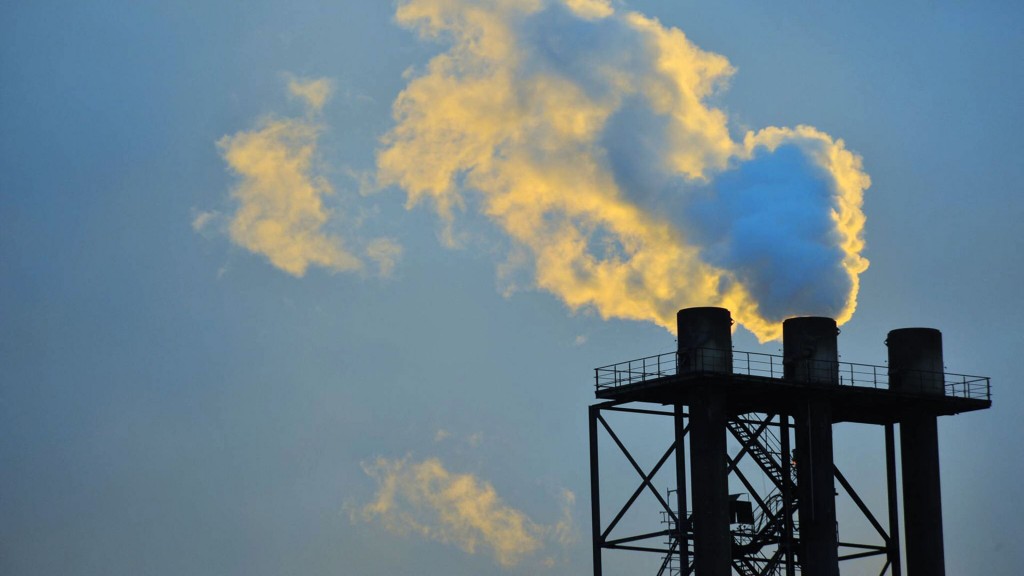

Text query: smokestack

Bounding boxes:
[677,306,733,374]
[783,317,840,576]
[888,328,947,576]
[783,316,840,385]
[678,307,731,576]
[887,328,945,395]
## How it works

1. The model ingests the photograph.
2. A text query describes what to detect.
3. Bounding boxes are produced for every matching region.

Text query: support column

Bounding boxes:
[899,416,943,576]
[589,405,602,576]
[795,398,838,575]
[689,387,730,576]
[886,423,903,576]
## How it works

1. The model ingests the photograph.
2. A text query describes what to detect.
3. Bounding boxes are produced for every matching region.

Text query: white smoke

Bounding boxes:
[378,0,869,341]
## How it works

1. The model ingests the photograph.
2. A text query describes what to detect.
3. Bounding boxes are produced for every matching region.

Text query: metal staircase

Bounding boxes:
[654,416,802,575]
[727,417,796,488]
[727,416,800,576]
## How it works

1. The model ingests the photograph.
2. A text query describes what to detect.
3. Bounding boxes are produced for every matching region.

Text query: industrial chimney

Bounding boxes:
[888,328,947,575]
[784,317,840,576]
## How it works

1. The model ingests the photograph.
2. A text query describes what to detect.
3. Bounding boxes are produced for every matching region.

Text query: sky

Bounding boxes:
[2,1,1023,574]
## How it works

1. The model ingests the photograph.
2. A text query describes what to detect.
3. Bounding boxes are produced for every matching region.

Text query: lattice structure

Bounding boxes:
[588,308,991,576]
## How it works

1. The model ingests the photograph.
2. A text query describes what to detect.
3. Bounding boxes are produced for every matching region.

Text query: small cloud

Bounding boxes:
[466,432,483,448]
[562,0,614,20]
[573,335,588,346]
[218,116,361,276]
[191,210,218,232]
[434,429,451,443]
[212,77,366,277]
[287,76,333,112]
[358,456,574,568]
[366,237,403,277]
[203,75,408,280]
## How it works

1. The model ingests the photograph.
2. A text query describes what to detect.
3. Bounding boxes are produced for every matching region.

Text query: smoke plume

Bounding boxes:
[378,0,869,341]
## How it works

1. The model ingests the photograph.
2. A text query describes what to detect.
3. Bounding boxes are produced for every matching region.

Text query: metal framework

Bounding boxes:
[589,349,991,576]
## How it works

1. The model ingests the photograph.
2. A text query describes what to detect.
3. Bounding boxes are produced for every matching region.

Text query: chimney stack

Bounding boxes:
[784,317,840,576]
[888,328,947,575]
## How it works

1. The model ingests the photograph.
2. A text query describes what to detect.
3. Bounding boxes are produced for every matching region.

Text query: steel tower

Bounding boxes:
[588,307,991,576]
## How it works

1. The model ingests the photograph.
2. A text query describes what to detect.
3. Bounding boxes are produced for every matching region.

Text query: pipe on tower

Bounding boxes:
[678,307,731,576]
[784,316,840,385]
[784,317,840,576]
[678,306,733,375]
[888,328,946,576]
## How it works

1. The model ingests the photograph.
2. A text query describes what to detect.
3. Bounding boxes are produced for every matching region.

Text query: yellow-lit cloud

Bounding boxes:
[359,456,573,567]
[563,0,613,20]
[216,79,402,278]
[378,0,870,341]
[219,109,361,276]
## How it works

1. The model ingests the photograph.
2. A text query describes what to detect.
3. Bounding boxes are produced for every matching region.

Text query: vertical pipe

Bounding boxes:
[589,405,602,576]
[674,403,689,571]
[678,308,731,576]
[784,317,840,576]
[886,423,903,576]
[780,416,796,576]
[888,328,946,576]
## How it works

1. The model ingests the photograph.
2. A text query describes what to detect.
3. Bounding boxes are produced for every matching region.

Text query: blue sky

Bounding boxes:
[2,1,1023,574]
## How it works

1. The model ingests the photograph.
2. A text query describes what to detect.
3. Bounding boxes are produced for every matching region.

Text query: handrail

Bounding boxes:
[594,351,677,389]
[594,347,991,401]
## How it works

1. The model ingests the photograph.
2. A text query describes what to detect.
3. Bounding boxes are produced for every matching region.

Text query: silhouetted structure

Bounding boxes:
[588,307,990,576]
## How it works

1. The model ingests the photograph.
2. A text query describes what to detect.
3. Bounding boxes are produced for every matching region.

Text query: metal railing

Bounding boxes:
[594,348,991,401]
[594,351,678,389]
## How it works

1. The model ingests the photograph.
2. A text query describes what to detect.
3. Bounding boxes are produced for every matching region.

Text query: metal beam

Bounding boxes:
[835,466,889,542]
[781,415,795,576]
[589,405,602,576]
[885,424,902,576]
[674,403,689,569]
[604,405,679,417]
[839,549,888,561]
[605,529,674,547]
